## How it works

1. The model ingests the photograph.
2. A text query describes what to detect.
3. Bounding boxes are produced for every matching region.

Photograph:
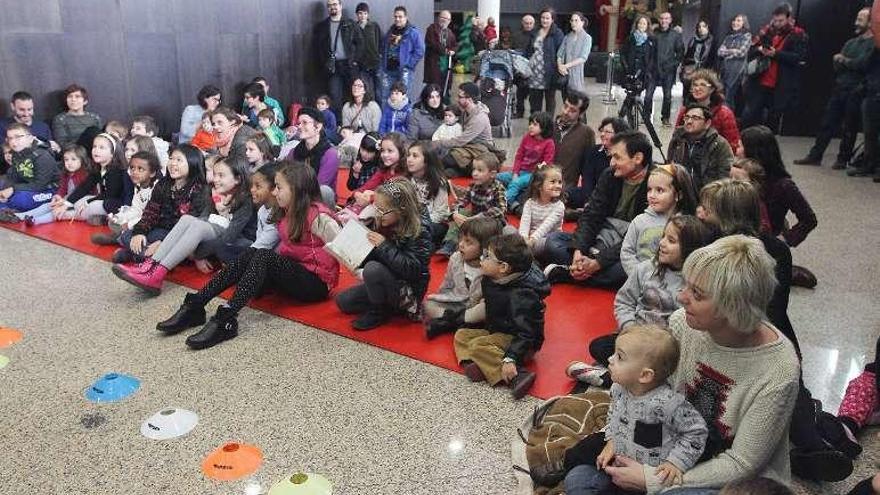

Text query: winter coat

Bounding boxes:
[378,97,412,135]
[654,27,685,76]
[313,16,363,70]
[748,22,808,111]
[424,23,458,84]
[620,34,657,81]
[406,104,443,141]
[381,24,425,72]
[357,20,383,70]
[2,143,59,192]
[277,202,340,289]
[674,101,741,152]
[482,264,550,365]
[571,165,652,268]
[525,24,566,88]
[367,213,434,313]
[762,176,817,248]
[66,167,134,214]
[667,126,733,190]
[683,34,715,70]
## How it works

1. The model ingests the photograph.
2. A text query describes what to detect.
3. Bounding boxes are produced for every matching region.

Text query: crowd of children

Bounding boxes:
[0,77,873,495]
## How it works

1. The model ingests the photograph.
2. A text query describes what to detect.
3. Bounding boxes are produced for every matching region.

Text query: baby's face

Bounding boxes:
[444,112,458,125]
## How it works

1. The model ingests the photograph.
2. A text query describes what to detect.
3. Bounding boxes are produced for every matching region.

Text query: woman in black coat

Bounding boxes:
[617,14,656,122]
[525,7,565,116]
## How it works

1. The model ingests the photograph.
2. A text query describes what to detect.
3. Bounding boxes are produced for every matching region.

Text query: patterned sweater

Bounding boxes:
[518,199,564,240]
[606,382,707,471]
[645,309,801,493]
[456,179,507,221]
[614,260,683,330]
[620,207,669,276]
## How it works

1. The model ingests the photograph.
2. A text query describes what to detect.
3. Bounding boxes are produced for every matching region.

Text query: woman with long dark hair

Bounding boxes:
[525,7,565,116]
[407,84,445,141]
[717,14,751,112]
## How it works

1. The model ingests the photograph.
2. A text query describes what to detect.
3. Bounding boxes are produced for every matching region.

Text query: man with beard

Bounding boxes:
[667,103,734,191]
[424,11,457,99]
[741,2,808,133]
[552,93,595,217]
[314,0,363,116]
[795,8,873,169]
[378,6,425,103]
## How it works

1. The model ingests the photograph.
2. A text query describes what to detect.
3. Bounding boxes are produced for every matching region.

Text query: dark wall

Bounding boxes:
[0,0,432,138]
[717,0,868,136]
[434,0,589,15]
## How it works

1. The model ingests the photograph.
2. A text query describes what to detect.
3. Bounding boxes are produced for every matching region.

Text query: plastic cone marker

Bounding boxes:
[202,442,263,481]
[0,327,23,348]
[0,355,8,369]
[268,473,332,495]
[84,373,141,402]
[140,408,199,440]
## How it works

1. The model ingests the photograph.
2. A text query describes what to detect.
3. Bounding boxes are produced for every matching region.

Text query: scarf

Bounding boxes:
[390,23,409,45]
[633,31,648,46]
[214,123,240,157]
[292,136,333,175]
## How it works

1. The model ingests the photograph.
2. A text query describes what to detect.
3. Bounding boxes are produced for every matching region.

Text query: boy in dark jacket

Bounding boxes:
[0,123,59,216]
[453,233,550,399]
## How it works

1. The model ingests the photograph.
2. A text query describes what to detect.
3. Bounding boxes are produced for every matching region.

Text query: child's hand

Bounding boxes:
[144,241,161,257]
[49,195,64,207]
[501,362,518,383]
[452,212,467,226]
[655,461,683,487]
[352,160,363,174]
[597,440,616,469]
[354,191,371,206]
[366,231,386,246]
[130,234,147,254]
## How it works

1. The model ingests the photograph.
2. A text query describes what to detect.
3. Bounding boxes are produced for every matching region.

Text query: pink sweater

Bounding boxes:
[513,134,556,175]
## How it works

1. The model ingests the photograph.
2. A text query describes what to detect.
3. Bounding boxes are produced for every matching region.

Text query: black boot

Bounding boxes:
[352,308,391,331]
[425,308,465,339]
[185,306,238,350]
[156,294,206,334]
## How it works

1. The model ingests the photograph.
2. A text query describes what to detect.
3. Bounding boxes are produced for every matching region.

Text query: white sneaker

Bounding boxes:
[566,361,608,387]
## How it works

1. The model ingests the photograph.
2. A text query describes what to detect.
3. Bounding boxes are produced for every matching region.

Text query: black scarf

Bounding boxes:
[292,136,332,175]
[390,23,409,44]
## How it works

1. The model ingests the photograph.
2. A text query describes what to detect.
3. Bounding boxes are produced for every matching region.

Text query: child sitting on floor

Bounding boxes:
[156,163,340,350]
[130,115,170,174]
[497,111,555,209]
[190,112,216,152]
[335,180,433,330]
[729,158,772,234]
[432,105,463,141]
[105,151,160,256]
[424,216,502,339]
[568,215,714,387]
[61,132,133,224]
[244,133,275,173]
[620,163,697,276]
[14,144,92,226]
[437,152,508,257]
[518,164,565,257]
[0,124,59,219]
[454,233,549,399]
[404,141,451,247]
[346,132,382,191]
[257,108,286,148]
[563,325,708,495]
[215,162,281,263]
[338,132,406,224]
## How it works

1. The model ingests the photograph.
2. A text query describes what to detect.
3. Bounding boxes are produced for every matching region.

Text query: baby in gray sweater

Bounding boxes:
[565,325,708,494]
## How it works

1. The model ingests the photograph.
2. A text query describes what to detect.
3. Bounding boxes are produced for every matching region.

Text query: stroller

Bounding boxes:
[477,49,530,138]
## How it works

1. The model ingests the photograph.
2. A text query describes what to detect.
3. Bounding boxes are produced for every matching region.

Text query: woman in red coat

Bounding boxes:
[675,68,742,153]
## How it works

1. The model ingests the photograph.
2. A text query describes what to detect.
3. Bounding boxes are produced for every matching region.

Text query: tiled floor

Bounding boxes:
[0,80,877,494]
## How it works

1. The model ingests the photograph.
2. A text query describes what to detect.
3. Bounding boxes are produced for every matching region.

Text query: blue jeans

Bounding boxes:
[543,231,628,289]
[3,188,54,212]
[564,464,612,495]
[119,227,171,260]
[496,171,532,204]
[379,67,414,104]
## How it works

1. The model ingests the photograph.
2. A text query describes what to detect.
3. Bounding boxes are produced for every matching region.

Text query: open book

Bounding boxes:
[323,218,375,273]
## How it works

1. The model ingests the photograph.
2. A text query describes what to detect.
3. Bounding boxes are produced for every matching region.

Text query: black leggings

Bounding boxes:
[192,248,328,313]
[335,261,401,314]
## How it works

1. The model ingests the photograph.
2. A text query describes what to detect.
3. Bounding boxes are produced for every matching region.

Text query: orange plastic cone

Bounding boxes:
[0,328,22,348]
[202,442,263,481]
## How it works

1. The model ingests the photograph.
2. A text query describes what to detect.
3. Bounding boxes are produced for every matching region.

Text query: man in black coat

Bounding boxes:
[542,131,653,289]
[313,0,364,115]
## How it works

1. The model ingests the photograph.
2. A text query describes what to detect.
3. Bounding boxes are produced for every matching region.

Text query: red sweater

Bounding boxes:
[57,168,92,198]
[676,103,741,152]
[513,134,556,175]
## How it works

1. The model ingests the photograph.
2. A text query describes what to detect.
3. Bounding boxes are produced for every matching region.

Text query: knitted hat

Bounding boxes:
[459,82,480,101]
[355,2,369,13]
[297,107,324,126]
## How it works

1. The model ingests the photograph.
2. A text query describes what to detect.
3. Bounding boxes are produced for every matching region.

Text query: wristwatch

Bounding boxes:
[502,357,515,364]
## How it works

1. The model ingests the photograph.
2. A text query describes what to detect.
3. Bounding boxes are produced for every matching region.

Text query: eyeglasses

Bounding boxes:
[683,114,707,122]
[374,205,397,217]
[691,82,713,89]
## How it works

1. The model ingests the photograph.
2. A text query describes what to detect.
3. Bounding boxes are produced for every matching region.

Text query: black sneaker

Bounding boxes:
[793,156,822,166]
[510,370,537,399]
[831,160,847,170]
[0,209,21,223]
[790,447,853,482]
[157,294,207,335]
[185,307,238,350]
[352,308,390,331]
[848,167,874,177]
[817,412,863,460]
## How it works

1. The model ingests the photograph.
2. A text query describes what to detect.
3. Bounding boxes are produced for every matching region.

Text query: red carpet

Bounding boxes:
[0,176,617,399]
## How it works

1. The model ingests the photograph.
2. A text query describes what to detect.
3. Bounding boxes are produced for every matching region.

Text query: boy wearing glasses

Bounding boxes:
[453,233,550,399]
[0,123,59,218]
[666,103,734,190]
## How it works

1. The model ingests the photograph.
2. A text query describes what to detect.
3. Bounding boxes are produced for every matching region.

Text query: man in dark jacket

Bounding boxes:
[645,12,684,126]
[667,103,734,190]
[741,2,808,133]
[543,131,653,289]
[512,15,535,117]
[454,234,550,399]
[854,1,880,180]
[355,2,382,99]
[795,8,873,169]
[313,0,364,115]
[424,10,457,94]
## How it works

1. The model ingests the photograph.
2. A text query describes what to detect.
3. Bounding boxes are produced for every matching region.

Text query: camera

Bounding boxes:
[622,73,644,94]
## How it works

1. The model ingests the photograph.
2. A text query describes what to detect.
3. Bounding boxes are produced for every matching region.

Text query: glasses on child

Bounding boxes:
[374,206,397,217]
[691,82,713,89]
